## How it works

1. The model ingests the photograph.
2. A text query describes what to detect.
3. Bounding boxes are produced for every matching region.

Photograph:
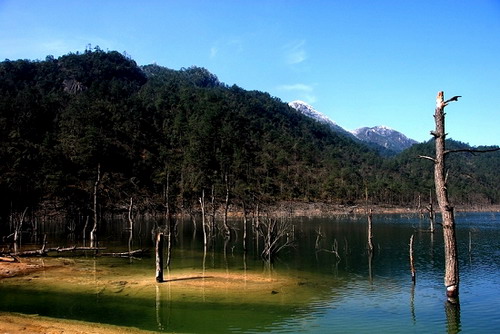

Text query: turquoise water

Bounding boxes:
[1,212,499,333]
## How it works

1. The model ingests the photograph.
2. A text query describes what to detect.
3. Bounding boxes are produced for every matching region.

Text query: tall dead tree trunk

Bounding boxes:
[163,170,171,223]
[434,92,459,300]
[420,92,461,300]
[200,189,207,247]
[128,197,134,254]
[90,163,101,248]
[367,209,374,254]
[13,207,28,245]
[222,174,230,238]
[420,92,499,301]
[242,200,248,252]
[155,232,164,283]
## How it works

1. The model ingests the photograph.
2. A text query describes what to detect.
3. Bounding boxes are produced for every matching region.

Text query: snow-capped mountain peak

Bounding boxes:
[350,126,418,153]
[288,100,418,154]
[288,100,336,125]
[288,100,357,139]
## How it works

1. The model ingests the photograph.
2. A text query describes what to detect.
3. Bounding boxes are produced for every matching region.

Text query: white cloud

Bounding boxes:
[284,40,307,65]
[210,46,218,59]
[209,38,243,60]
[278,83,313,92]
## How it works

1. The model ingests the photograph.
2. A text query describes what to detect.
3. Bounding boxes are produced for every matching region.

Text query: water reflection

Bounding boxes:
[155,284,164,331]
[445,300,461,334]
[1,212,500,333]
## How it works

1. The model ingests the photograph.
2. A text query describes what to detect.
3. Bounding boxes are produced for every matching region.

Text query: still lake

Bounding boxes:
[1,212,500,333]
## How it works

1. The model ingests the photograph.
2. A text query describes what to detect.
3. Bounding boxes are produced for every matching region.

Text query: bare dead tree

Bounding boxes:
[367,209,374,254]
[417,92,500,300]
[242,199,248,252]
[155,231,164,283]
[258,216,294,263]
[222,173,230,238]
[199,189,207,247]
[128,197,134,254]
[315,225,323,251]
[419,92,460,300]
[82,215,89,246]
[210,185,216,234]
[12,207,28,247]
[164,171,171,221]
[90,163,101,248]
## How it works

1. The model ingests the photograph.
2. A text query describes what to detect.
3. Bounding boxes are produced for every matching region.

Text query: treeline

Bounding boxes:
[0,48,498,222]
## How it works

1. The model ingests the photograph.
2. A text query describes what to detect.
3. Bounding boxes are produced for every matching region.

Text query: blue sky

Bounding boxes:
[1,0,499,146]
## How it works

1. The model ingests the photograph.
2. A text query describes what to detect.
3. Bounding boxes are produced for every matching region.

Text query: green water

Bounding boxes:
[1,212,500,333]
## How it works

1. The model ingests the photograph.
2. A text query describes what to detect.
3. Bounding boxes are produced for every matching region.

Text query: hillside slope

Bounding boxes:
[0,49,498,221]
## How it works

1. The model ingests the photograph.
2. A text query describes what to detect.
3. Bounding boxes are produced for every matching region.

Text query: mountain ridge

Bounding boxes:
[0,49,498,221]
[288,100,417,153]
[350,126,418,153]
[288,100,356,140]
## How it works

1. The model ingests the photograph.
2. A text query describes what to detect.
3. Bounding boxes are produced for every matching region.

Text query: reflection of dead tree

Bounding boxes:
[165,219,178,268]
[409,234,416,283]
[258,216,294,263]
[314,225,341,261]
[315,226,323,251]
[445,300,461,332]
[427,189,436,233]
[101,249,148,258]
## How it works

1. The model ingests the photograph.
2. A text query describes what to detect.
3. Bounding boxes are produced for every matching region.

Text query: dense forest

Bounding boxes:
[1,48,499,224]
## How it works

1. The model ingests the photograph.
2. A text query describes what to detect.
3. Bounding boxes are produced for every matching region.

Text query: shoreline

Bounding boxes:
[30,200,500,222]
[0,312,158,334]
[256,202,500,218]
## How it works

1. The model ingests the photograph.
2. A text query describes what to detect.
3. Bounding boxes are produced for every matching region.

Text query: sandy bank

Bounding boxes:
[0,312,158,334]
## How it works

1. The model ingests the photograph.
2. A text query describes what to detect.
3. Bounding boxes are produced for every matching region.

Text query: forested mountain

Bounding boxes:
[0,49,498,222]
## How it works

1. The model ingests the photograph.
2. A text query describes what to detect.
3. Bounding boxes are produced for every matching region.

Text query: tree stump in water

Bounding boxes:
[155,232,164,283]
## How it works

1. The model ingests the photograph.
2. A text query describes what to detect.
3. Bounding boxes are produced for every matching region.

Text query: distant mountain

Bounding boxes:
[288,100,417,153]
[288,100,356,139]
[350,126,418,153]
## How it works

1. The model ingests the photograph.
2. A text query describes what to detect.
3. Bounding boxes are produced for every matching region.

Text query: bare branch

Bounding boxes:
[444,95,462,104]
[418,155,437,163]
[445,147,500,155]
